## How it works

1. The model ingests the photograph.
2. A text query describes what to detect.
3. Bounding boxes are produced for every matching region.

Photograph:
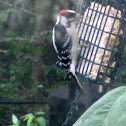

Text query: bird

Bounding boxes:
[52,9,84,94]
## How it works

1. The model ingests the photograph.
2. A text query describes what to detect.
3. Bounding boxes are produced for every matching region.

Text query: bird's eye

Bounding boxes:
[69,13,76,18]
[62,12,76,19]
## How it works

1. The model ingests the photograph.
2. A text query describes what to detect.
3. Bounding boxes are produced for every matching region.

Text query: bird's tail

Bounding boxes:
[67,72,84,94]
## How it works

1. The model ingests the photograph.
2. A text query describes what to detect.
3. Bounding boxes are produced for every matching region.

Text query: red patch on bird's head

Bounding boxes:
[59,10,67,14]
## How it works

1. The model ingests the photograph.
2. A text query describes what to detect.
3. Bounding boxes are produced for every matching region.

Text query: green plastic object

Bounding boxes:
[73,86,126,126]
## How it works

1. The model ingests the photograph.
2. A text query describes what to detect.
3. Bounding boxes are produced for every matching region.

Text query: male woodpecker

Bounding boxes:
[52,9,84,94]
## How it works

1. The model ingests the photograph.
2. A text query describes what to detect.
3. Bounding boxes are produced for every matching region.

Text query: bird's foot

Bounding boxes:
[56,61,63,68]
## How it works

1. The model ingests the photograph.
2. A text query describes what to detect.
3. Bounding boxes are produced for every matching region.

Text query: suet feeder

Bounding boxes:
[75,0,126,87]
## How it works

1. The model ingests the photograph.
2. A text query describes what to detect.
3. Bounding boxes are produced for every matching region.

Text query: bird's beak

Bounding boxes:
[76,13,79,17]
[75,13,81,22]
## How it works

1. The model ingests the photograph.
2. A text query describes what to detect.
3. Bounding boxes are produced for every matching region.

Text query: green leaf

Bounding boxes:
[21,113,33,121]
[73,86,126,126]
[27,115,34,126]
[35,112,45,116]
[21,113,34,126]
[21,116,29,121]
[36,117,46,126]
[12,114,18,125]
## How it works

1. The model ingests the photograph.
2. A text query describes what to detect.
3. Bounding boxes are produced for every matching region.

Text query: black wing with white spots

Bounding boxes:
[53,23,72,69]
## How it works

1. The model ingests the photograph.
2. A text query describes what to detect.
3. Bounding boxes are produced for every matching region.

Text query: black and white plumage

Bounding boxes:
[53,21,72,69]
[52,9,84,94]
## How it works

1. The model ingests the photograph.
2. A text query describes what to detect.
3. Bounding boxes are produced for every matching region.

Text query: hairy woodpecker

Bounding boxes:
[52,9,84,94]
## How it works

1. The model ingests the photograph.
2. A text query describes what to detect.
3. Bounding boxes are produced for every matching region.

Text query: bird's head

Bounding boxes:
[56,9,78,27]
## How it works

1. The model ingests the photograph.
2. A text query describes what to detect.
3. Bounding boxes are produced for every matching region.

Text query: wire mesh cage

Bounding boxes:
[75,0,126,87]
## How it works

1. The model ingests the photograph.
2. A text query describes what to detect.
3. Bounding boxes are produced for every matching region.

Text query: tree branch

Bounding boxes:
[0,49,8,53]
[0,37,28,42]
[0,0,35,15]
[0,30,52,43]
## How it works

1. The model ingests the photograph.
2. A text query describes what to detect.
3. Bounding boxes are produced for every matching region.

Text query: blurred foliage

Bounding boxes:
[0,0,73,97]
[10,112,46,126]
[0,0,74,125]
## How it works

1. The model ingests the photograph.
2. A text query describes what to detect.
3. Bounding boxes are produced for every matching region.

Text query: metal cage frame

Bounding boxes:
[75,0,126,87]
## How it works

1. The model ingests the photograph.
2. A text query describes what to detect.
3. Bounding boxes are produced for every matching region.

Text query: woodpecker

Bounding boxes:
[52,9,84,94]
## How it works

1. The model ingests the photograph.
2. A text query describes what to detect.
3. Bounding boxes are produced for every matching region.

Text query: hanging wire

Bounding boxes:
[62,90,81,126]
